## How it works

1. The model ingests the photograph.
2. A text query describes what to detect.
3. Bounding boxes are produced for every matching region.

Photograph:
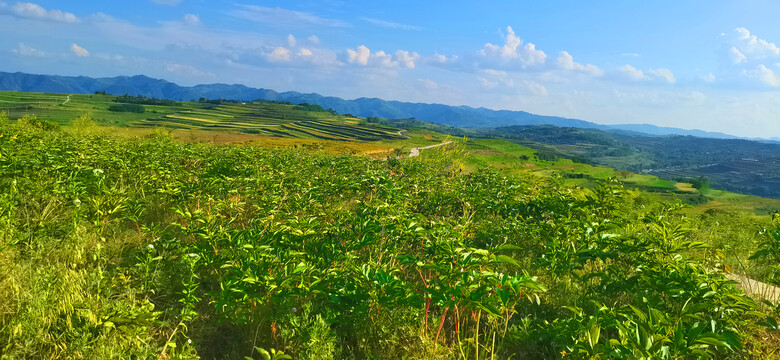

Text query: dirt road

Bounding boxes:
[407,141,453,158]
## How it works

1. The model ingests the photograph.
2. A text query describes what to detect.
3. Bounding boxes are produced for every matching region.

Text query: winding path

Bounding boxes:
[383,136,454,161]
[397,130,411,139]
[407,141,453,158]
[62,95,72,105]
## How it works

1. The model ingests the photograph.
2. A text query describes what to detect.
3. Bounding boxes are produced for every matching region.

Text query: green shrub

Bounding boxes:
[108,103,145,113]
[16,113,59,131]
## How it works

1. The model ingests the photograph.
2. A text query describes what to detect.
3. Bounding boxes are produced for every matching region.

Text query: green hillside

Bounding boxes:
[0,91,404,142]
[3,112,780,359]
[487,125,780,199]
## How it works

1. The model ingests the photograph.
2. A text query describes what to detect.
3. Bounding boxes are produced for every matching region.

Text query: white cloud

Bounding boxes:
[182,14,201,26]
[617,64,645,80]
[621,52,641,57]
[730,27,780,61]
[166,63,215,79]
[729,46,747,64]
[521,80,548,95]
[297,48,312,56]
[51,12,338,70]
[557,51,603,76]
[648,68,675,83]
[362,17,422,31]
[394,50,419,69]
[11,43,45,57]
[230,5,347,28]
[94,53,147,69]
[267,47,291,62]
[419,78,438,90]
[70,43,89,57]
[477,71,547,96]
[346,45,419,68]
[424,53,458,66]
[479,26,546,67]
[5,2,79,23]
[307,35,320,44]
[744,64,780,87]
[346,45,370,65]
[617,64,675,83]
[287,34,296,47]
[483,69,507,76]
[428,54,447,64]
[701,73,717,83]
[479,77,498,89]
[370,51,395,67]
[85,12,115,23]
[556,51,576,68]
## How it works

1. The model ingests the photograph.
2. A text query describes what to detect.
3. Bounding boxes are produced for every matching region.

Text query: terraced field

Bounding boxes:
[137,103,407,141]
[0,91,404,142]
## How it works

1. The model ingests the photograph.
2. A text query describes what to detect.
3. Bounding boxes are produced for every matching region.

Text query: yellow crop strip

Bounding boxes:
[165,115,220,123]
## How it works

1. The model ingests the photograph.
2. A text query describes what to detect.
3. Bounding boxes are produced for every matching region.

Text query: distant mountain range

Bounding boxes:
[0,71,750,139]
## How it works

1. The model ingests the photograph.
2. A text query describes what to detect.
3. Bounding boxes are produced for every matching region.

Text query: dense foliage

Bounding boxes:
[108,103,146,113]
[0,119,775,359]
[115,94,178,106]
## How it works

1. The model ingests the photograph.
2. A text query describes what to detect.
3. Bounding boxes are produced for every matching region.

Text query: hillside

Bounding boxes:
[485,125,780,198]
[3,88,779,202]
[0,91,405,143]
[0,71,741,139]
[367,117,780,200]
[2,118,780,359]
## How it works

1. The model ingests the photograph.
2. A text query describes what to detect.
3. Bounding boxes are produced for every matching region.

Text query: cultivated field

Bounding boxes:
[0,91,405,142]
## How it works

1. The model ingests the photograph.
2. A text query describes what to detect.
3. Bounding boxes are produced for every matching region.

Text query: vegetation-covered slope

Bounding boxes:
[0,91,404,142]
[2,116,780,359]
[383,120,780,200]
[489,125,780,198]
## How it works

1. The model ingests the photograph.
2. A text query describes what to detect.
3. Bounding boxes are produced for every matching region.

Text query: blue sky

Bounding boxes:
[2,1,780,137]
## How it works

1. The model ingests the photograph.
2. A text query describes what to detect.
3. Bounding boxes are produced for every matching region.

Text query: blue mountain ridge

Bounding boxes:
[0,71,747,139]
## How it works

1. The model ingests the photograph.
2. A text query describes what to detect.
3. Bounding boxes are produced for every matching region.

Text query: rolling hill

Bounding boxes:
[486,125,780,198]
